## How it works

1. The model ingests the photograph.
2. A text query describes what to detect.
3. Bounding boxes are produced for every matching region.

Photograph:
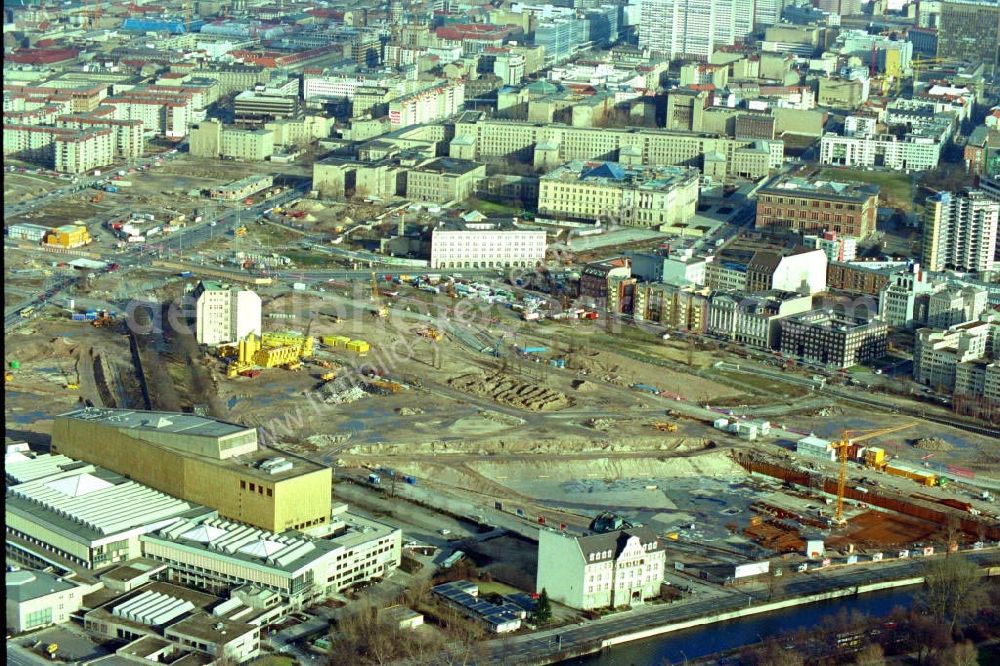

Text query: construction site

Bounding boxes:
[6,246,1000,583]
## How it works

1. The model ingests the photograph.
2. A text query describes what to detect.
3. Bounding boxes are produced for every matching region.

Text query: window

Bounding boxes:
[240,480,246,490]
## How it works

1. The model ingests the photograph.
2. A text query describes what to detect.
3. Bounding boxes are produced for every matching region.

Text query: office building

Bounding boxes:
[927,285,990,329]
[937,0,1000,75]
[536,526,666,610]
[803,231,858,262]
[430,221,546,269]
[914,320,993,390]
[756,176,879,238]
[233,91,300,127]
[819,128,947,172]
[922,190,999,273]
[779,310,889,369]
[878,263,935,329]
[406,157,486,203]
[580,258,632,309]
[190,120,275,161]
[50,408,333,533]
[639,0,754,60]
[192,280,262,346]
[538,161,700,228]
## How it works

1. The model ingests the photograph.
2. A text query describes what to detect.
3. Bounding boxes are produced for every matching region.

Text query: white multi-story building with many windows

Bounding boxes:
[639,0,754,60]
[192,281,262,346]
[922,190,999,274]
[914,319,993,390]
[536,526,665,610]
[388,80,465,127]
[3,124,116,174]
[430,221,546,269]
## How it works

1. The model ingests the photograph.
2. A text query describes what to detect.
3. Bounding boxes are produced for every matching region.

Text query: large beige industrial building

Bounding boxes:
[538,161,699,227]
[50,408,333,533]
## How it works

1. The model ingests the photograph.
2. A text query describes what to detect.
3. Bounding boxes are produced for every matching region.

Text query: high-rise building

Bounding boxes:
[639,0,754,59]
[193,280,262,346]
[753,0,783,27]
[922,190,999,273]
[938,0,1000,75]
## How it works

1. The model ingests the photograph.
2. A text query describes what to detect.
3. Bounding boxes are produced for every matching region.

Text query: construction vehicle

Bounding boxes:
[5,371,13,384]
[833,422,916,525]
[91,311,115,328]
[320,371,337,381]
[46,643,58,658]
[370,272,388,318]
[653,422,678,432]
[235,226,247,237]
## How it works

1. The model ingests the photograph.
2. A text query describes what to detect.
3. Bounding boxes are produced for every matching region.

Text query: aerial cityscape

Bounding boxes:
[3,0,1000,664]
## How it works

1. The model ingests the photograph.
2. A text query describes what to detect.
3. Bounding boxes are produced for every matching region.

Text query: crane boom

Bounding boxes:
[834,422,916,524]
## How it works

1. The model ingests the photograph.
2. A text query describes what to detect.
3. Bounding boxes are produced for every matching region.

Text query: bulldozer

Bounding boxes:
[653,422,678,432]
[91,311,115,328]
[319,371,337,381]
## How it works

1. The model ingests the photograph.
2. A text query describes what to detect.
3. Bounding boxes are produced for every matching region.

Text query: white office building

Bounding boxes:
[639,0,754,60]
[430,222,546,269]
[192,281,262,346]
[536,526,665,610]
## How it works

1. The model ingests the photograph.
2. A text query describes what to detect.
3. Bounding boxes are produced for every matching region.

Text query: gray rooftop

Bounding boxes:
[6,568,77,603]
[59,407,252,439]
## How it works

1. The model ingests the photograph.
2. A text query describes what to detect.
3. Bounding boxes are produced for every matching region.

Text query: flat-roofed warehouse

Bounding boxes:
[51,408,332,533]
[5,450,210,570]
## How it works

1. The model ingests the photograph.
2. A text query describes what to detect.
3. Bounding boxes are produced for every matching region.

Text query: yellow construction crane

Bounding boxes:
[370,272,388,318]
[833,422,916,525]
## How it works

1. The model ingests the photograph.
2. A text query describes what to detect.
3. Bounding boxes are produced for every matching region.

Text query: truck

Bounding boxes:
[292,282,307,291]
[368,473,381,485]
[178,271,193,278]
[104,185,118,193]
[403,475,417,485]
[631,383,660,394]
[115,180,133,187]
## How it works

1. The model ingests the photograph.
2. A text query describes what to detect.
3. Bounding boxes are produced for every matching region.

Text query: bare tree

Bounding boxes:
[927,641,978,666]
[918,555,988,634]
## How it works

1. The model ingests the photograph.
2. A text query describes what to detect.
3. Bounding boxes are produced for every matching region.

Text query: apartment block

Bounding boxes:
[922,190,999,273]
[755,176,879,238]
[3,124,115,174]
[190,120,275,161]
[389,80,465,127]
[779,310,889,369]
[193,280,262,345]
[819,128,947,171]
[538,161,700,228]
[633,283,711,331]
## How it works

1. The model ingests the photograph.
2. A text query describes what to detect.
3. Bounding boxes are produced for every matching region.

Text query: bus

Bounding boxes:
[19,306,36,318]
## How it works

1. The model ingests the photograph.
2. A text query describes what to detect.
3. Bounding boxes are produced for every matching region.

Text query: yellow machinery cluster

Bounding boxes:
[222,326,315,377]
[833,422,915,525]
[321,335,370,356]
[652,422,678,432]
[416,326,442,342]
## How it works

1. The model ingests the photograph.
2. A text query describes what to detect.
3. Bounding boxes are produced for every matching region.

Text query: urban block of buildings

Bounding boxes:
[755,176,879,238]
[538,161,700,229]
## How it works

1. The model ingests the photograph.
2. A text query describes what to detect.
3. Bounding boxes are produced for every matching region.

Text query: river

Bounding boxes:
[567,585,917,665]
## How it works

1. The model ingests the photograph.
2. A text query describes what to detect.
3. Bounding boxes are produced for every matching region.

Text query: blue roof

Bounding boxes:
[581,162,626,181]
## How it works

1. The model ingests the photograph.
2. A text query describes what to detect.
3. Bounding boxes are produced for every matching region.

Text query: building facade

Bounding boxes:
[430,223,546,269]
[406,158,486,203]
[914,320,993,390]
[50,408,333,534]
[193,280,262,346]
[538,161,700,228]
[922,190,999,273]
[536,526,665,610]
[779,310,889,369]
[755,176,879,238]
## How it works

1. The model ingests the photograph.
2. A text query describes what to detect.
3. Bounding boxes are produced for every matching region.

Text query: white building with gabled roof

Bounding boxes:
[536,525,665,610]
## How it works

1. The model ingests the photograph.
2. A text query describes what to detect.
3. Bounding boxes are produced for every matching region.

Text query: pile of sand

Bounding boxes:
[449,372,571,411]
[913,437,954,452]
